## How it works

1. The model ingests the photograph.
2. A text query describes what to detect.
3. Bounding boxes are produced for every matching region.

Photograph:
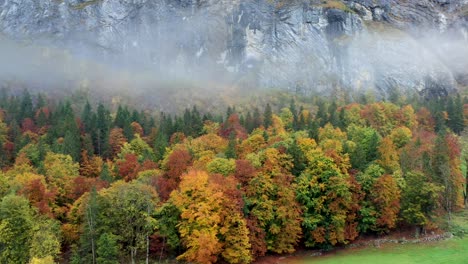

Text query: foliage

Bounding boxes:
[0,90,465,263]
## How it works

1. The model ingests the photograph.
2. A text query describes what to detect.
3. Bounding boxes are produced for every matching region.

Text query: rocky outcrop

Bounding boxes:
[0,0,467,97]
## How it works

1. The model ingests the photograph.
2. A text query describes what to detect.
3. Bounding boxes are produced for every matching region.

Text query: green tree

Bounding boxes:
[447,95,464,134]
[96,233,119,264]
[98,181,158,264]
[0,195,35,263]
[99,163,113,183]
[96,103,111,157]
[225,133,237,159]
[263,103,273,128]
[153,131,168,161]
[19,89,33,122]
[347,125,380,170]
[296,152,353,248]
[30,217,61,260]
[118,134,155,162]
[401,171,443,235]
[155,202,181,252]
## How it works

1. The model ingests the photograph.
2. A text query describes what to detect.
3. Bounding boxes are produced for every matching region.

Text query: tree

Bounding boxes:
[96,233,119,264]
[432,131,465,218]
[0,117,9,167]
[0,195,35,263]
[43,152,79,210]
[347,125,380,171]
[210,174,251,264]
[401,171,443,235]
[98,181,158,264]
[171,170,223,264]
[245,148,302,254]
[78,188,98,264]
[118,134,155,162]
[81,101,94,132]
[30,217,61,260]
[153,131,168,162]
[109,128,127,158]
[225,133,237,159]
[447,95,464,134]
[377,137,400,173]
[263,103,273,128]
[206,158,236,176]
[15,173,55,217]
[154,202,181,254]
[99,163,113,183]
[83,151,104,177]
[369,174,401,233]
[95,104,111,157]
[296,153,353,248]
[19,89,33,122]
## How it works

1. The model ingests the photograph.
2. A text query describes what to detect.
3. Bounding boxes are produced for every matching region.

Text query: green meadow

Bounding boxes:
[301,210,468,264]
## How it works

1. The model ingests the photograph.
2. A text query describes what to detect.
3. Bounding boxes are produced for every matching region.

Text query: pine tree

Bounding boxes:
[81,101,94,132]
[225,133,237,159]
[19,89,33,122]
[253,107,261,130]
[96,104,111,158]
[100,163,113,183]
[452,95,464,134]
[289,99,298,130]
[263,103,272,128]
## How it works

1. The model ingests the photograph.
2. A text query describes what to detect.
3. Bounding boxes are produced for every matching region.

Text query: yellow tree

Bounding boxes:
[245,148,302,254]
[171,170,223,264]
[377,137,400,173]
[318,123,351,173]
[296,147,354,248]
[43,152,79,216]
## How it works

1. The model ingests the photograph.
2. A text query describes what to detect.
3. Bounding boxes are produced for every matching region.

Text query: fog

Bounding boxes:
[1,1,468,111]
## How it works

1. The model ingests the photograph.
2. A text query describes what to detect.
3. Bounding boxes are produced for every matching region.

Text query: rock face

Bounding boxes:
[1,0,467,97]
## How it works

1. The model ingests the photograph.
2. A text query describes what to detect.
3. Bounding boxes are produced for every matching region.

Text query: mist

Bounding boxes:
[1,0,468,111]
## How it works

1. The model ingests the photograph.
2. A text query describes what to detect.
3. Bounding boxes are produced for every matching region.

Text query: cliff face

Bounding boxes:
[1,0,467,97]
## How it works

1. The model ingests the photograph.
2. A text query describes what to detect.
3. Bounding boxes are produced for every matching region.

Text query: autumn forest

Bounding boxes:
[0,89,466,264]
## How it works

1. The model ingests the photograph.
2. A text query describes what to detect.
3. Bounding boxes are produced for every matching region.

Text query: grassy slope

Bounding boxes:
[303,238,467,264]
[301,210,468,264]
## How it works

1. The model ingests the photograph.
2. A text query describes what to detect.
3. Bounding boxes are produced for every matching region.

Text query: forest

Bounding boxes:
[0,88,466,264]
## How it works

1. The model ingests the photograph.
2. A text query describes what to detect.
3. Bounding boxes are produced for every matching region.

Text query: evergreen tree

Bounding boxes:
[263,103,273,128]
[308,120,319,141]
[225,133,237,159]
[316,100,327,127]
[449,95,465,134]
[35,93,46,112]
[100,163,113,183]
[154,131,168,162]
[245,111,254,133]
[19,89,33,122]
[81,101,94,132]
[253,107,262,130]
[289,99,298,130]
[328,101,339,127]
[191,106,203,137]
[96,233,119,264]
[96,104,111,158]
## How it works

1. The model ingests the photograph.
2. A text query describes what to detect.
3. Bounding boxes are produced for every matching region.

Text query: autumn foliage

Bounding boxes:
[0,90,466,264]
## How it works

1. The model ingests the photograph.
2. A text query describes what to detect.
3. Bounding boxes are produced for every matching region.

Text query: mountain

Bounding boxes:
[1,0,468,99]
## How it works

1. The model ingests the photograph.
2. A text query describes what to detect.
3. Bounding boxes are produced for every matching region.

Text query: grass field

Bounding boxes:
[302,237,467,264]
[298,210,468,264]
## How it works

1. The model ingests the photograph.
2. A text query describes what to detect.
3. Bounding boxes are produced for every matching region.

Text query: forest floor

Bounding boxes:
[255,209,468,264]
